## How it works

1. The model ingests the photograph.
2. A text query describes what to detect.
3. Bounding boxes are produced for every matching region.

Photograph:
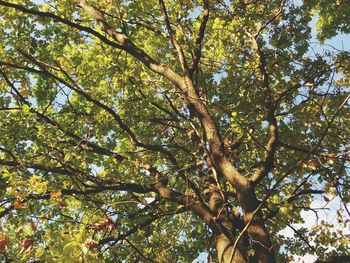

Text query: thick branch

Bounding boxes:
[0,1,124,50]
[77,0,248,193]
[77,0,184,86]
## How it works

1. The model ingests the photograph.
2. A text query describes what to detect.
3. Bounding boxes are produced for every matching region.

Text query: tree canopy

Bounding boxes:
[0,0,349,262]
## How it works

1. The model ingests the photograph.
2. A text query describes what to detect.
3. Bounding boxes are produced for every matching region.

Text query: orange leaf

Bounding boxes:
[14,200,28,209]
[0,233,8,252]
[50,190,62,199]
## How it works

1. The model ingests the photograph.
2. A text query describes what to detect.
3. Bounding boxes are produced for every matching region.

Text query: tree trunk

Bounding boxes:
[215,232,247,263]
[238,189,276,263]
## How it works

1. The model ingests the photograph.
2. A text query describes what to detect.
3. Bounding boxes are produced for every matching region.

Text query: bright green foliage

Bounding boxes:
[305,0,350,41]
[0,0,349,262]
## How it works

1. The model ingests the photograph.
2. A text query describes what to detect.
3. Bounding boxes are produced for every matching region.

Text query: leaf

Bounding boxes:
[0,233,8,252]
[327,152,337,164]
[50,190,62,199]
[19,239,34,254]
[337,212,343,223]
[35,246,46,258]
[30,221,37,232]
[28,175,48,195]
[16,226,24,235]
[84,239,97,250]
[41,4,51,12]
[94,217,114,232]
[44,254,55,263]
[13,200,28,209]
[62,242,76,256]
[301,159,318,171]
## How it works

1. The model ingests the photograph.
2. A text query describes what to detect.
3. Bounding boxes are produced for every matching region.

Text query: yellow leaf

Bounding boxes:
[301,159,318,171]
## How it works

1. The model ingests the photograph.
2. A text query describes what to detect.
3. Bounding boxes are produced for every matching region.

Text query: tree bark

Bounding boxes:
[237,189,276,263]
[215,232,247,263]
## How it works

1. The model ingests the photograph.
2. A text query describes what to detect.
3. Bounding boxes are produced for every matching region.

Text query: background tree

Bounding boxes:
[0,0,349,262]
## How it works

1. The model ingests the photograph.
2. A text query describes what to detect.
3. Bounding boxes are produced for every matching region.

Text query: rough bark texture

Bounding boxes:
[215,233,247,263]
[238,189,276,263]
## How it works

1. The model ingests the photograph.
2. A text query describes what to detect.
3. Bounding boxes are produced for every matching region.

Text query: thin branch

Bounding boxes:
[124,238,156,263]
[0,67,125,161]
[250,35,278,184]
[158,0,188,71]
[287,189,324,203]
[0,0,124,50]
[286,223,317,253]
[190,0,209,74]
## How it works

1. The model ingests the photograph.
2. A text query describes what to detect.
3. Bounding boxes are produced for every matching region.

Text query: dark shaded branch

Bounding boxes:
[288,189,324,203]
[190,0,209,75]
[0,67,125,161]
[0,157,74,176]
[101,211,171,245]
[124,238,156,263]
[312,92,350,151]
[250,36,278,185]
[0,205,14,219]
[0,0,124,50]
[314,255,350,263]
[286,223,317,253]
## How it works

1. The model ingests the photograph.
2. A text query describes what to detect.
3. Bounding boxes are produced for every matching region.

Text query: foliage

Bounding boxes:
[0,0,349,262]
[304,0,350,41]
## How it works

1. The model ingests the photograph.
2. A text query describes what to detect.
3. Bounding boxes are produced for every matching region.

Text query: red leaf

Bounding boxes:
[95,216,114,232]
[84,239,97,249]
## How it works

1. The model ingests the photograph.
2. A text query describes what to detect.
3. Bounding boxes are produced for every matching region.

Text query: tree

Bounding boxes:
[304,0,350,42]
[0,0,349,262]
